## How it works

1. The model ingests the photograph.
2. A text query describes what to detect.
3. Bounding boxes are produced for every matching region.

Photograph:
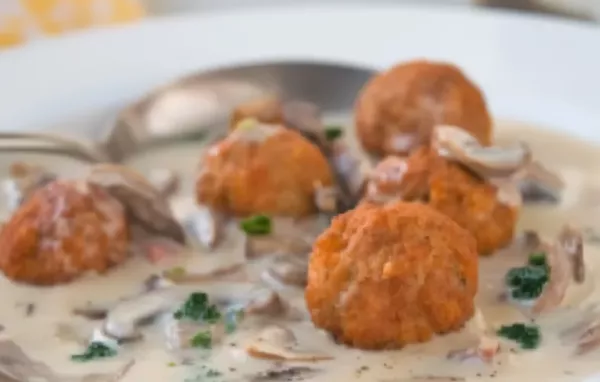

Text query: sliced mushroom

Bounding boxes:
[231,96,284,129]
[518,161,565,203]
[330,141,368,211]
[556,225,585,284]
[183,205,225,249]
[243,289,302,320]
[148,168,180,199]
[245,217,316,260]
[261,256,308,288]
[532,229,582,314]
[447,309,500,363]
[3,162,56,211]
[282,100,330,149]
[246,325,332,362]
[560,306,600,355]
[433,125,532,179]
[249,366,321,382]
[86,164,186,244]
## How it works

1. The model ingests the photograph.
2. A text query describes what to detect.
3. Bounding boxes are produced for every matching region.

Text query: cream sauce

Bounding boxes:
[0,119,600,382]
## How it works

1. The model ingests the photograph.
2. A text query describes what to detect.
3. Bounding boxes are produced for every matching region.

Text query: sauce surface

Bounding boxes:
[0,119,599,382]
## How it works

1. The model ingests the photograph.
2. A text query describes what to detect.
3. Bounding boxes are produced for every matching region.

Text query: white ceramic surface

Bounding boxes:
[0,4,599,140]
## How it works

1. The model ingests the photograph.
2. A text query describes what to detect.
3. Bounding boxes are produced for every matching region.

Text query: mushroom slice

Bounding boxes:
[556,225,585,284]
[518,161,565,203]
[246,325,332,362]
[244,289,302,320]
[3,162,56,211]
[330,141,368,211]
[86,164,186,244]
[183,205,225,249]
[102,288,178,341]
[148,168,180,199]
[245,218,315,260]
[261,256,308,288]
[447,309,500,363]
[282,100,329,148]
[433,125,532,179]
[531,226,588,314]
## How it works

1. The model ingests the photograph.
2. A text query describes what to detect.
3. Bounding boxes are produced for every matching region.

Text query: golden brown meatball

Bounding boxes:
[428,157,519,256]
[354,60,492,156]
[365,147,519,255]
[0,180,130,285]
[229,97,284,131]
[305,202,478,349]
[196,119,334,218]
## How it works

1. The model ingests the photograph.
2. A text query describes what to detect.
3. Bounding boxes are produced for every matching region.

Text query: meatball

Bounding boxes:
[428,157,519,256]
[229,97,284,131]
[305,202,478,349]
[196,119,334,217]
[0,180,130,285]
[354,60,492,156]
[366,147,519,255]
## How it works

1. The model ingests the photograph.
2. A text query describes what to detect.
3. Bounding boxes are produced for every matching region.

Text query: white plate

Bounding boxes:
[0,4,599,140]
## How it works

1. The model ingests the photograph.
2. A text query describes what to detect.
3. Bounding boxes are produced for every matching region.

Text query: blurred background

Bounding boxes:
[1,0,598,48]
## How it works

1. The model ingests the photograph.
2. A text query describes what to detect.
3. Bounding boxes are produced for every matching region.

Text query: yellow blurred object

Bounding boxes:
[0,0,145,48]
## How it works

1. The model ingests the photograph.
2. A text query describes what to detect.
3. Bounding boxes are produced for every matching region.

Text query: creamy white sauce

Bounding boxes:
[0,119,600,382]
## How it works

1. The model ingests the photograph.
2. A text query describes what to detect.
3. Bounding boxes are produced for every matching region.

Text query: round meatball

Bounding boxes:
[428,157,519,256]
[196,120,334,217]
[0,180,130,285]
[354,60,492,156]
[365,147,519,255]
[305,202,478,349]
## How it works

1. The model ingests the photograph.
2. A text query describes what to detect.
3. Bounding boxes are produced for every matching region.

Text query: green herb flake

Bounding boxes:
[497,323,542,349]
[163,266,187,280]
[206,369,222,377]
[324,125,344,141]
[71,342,117,362]
[174,292,222,322]
[505,252,549,300]
[528,252,547,267]
[239,215,272,235]
[167,361,177,367]
[190,331,212,349]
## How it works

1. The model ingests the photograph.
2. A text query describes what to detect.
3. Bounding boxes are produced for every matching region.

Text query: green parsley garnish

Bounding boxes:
[505,252,549,300]
[497,323,542,349]
[174,292,221,323]
[190,331,212,348]
[206,369,222,377]
[163,266,187,280]
[71,342,117,362]
[324,125,344,141]
[239,215,271,235]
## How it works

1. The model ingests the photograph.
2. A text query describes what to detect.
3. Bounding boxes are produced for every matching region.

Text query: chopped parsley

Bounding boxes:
[163,266,186,280]
[239,215,271,235]
[505,252,550,300]
[324,125,344,141]
[71,342,117,362]
[190,331,212,349]
[497,323,542,349]
[174,292,221,323]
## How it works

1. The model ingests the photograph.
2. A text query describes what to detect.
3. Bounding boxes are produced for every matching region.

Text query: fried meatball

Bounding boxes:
[196,120,334,217]
[0,180,130,285]
[229,97,284,131]
[428,157,519,256]
[305,202,478,349]
[354,60,492,156]
[366,147,518,255]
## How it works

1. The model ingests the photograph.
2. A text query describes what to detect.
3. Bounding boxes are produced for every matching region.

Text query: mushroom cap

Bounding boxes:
[229,96,284,131]
[0,180,129,285]
[87,164,186,244]
[305,201,478,349]
[433,125,531,179]
[354,60,492,156]
[196,120,334,217]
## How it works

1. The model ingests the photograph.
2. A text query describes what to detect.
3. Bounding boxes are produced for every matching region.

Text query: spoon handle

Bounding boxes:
[0,132,108,163]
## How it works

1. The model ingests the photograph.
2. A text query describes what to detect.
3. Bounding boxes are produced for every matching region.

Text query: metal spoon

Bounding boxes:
[0,62,375,163]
